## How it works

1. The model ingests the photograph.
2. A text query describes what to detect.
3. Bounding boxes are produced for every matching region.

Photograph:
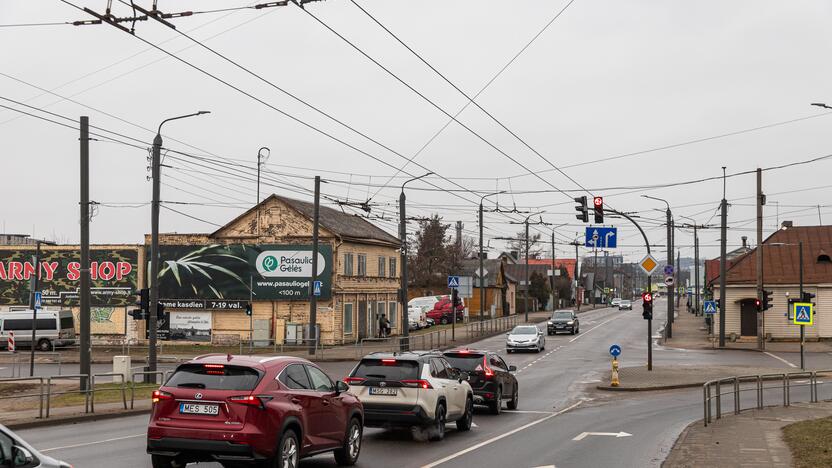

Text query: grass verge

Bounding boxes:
[783,416,832,468]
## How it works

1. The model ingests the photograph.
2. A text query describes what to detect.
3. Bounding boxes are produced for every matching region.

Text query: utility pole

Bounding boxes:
[551,231,556,310]
[79,116,91,391]
[676,249,681,309]
[593,247,598,308]
[400,173,432,351]
[719,167,728,348]
[799,241,805,370]
[510,213,549,321]
[478,191,503,323]
[573,240,581,311]
[456,221,463,251]
[756,168,765,351]
[667,213,674,339]
[256,147,270,238]
[309,176,320,355]
[604,250,610,303]
[694,224,700,317]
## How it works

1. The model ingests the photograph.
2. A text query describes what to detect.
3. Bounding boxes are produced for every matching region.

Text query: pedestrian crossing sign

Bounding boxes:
[792,302,813,325]
[703,300,717,315]
[447,276,460,288]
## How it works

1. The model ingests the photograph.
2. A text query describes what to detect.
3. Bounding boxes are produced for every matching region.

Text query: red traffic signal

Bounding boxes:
[593,196,603,208]
[642,292,653,303]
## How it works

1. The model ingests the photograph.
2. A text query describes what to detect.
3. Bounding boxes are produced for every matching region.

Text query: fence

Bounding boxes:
[3,352,62,378]
[703,370,832,426]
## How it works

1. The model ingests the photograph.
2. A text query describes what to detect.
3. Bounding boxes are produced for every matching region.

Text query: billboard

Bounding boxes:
[155,244,332,303]
[0,248,139,306]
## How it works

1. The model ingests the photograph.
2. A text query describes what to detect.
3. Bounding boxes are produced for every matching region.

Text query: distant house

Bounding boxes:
[459,258,517,318]
[711,226,832,340]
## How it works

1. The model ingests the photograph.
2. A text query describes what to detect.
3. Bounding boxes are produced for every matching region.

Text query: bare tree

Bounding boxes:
[506,230,544,259]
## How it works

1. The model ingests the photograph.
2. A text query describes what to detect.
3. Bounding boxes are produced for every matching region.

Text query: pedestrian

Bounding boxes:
[378,313,387,338]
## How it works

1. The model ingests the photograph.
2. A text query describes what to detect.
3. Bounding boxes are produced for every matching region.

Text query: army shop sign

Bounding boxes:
[156,244,332,303]
[0,248,138,306]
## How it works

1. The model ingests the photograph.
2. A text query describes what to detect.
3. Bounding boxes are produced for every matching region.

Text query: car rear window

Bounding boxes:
[352,359,420,381]
[443,353,484,372]
[166,364,262,390]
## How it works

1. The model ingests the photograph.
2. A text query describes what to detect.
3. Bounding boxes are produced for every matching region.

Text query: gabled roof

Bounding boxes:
[211,195,399,246]
[721,226,832,285]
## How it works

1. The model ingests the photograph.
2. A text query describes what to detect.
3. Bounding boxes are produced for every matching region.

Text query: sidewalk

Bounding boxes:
[662,309,832,353]
[3,399,152,429]
[663,402,832,468]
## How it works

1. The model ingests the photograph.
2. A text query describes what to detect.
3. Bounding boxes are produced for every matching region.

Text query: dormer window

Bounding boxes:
[818,251,832,264]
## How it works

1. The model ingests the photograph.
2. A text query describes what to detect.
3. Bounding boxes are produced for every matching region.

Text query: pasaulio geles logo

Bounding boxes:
[261,255,279,272]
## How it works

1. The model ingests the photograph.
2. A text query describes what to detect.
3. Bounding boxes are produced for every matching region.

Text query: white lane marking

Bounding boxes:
[568,316,620,343]
[420,401,583,468]
[40,433,145,452]
[572,431,632,441]
[530,465,556,468]
[764,351,798,368]
[503,410,555,414]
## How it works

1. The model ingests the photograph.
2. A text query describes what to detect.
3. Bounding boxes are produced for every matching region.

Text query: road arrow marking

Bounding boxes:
[572,431,632,441]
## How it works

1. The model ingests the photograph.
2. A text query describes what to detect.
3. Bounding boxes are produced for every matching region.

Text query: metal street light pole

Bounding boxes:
[256,147,270,238]
[642,195,674,338]
[399,172,432,351]
[149,111,210,375]
[479,191,505,323]
[680,215,701,317]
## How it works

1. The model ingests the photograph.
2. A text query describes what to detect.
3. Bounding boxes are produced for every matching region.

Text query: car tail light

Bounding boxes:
[204,363,225,375]
[401,379,433,389]
[344,377,366,385]
[381,359,396,366]
[483,357,494,379]
[152,390,173,404]
[228,395,272,409]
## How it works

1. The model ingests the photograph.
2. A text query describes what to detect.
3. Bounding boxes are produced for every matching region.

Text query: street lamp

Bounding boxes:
[521,211,544,323]
[256,147,271,237]
[399,172,432,350]
[478,191,505,323]
[641,194,675,338]
[149,111,210,376]
[679,215,701,319]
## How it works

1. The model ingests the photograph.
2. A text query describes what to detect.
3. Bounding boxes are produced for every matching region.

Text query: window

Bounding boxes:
[2,318,57,331]
[388,302,397,327]
[353,359,420,381]
[279,364,311,390]
[166,364,262,390]
[344,303,354,335]
[306,365,334,392]
[344,253,354,276]
[389,258,397,278]
[376,302,386,321]
[430,358,449,379]
[60,316,74,330]
[490,354,507,371]
[0,430,14,465]
[378,256,386,277]
[357,254,367,276]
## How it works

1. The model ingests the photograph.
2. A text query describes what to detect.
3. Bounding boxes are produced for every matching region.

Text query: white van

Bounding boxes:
[408,306,428,330]
[0,310,76,351]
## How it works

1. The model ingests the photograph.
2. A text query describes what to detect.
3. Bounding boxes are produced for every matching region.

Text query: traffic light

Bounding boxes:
[245,303,253,316]
[642,292,653,320]
[451,288,461,309]
[129,288,149,320]
[156,302,166,321]
[574,196,588,223]
[753,298,762,311]
[802,291,816,306]
[593,196,604,223]
[761,289,773,311]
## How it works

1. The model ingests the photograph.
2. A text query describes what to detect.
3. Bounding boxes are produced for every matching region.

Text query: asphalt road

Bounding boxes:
[16,300,813,468]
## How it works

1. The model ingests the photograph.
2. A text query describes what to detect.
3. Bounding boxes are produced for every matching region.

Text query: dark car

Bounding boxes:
[147,354,364,468]
[547,310,579,335]
[425,297,464,325]
[443,349,518,415]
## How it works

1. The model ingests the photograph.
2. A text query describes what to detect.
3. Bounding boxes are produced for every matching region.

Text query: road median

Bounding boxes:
[597,365,820,391]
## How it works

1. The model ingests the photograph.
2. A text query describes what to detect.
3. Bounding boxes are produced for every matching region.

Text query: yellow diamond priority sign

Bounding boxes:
[639,254,659,275]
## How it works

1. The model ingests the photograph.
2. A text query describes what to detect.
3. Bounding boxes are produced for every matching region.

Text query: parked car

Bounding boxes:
[0,423,71,468]
[506,325,545,353]
[345,351,473,441]
[547,310,579,335]
[425,317,435,328]
[619,300,633,310]
[408,306,428,330]
[426,296,465,325]
[443,349,518,415]
[147,355,364,467]
[0,309,76,351]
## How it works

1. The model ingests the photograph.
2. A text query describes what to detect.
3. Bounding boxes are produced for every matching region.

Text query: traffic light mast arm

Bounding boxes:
[604,208,650,255]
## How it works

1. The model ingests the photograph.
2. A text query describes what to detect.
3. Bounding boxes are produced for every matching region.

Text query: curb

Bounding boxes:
[6,407,152,430]
[596,382,703,392]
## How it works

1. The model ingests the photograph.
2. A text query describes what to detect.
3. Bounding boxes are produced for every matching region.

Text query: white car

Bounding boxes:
[506,325,546,353]
[408,306,428,330]
[345,351,474,441]
[0,423,71,468]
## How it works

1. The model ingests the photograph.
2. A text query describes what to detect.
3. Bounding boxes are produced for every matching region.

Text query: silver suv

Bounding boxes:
[345,351,474,441]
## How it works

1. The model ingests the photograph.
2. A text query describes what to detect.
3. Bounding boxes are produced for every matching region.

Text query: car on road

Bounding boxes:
[147,354,364,468]
[619,300,633,310]
[443,349,518,414]
[611,298,622,307]
[345,351,474,441]
[425,296,465,325]
[506,325,545,352]
[0,423,71,468]
[408,306,429,330]
[547,310,579,335]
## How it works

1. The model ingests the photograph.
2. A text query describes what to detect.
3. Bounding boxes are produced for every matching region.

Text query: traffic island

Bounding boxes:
[597,365,813,391]
[782,414,832,468]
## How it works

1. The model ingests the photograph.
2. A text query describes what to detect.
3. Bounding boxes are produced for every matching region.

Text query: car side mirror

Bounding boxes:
[335,380,349,395]
[458,371,469,383]
[12,446,34,467]
[509,365,517,372]
[505,332,510,336]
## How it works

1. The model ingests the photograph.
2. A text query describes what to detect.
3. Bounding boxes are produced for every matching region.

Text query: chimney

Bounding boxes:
[781,221,793,229]
[741,236,748,248]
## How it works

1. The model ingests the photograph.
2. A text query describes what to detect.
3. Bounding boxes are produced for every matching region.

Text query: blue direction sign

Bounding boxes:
[585,227,617,248]
[447,276,460,289]
[33,291,42,310]
[609,344,621,357]
[793,302,813,325]
[703,300,717,315]
[313,281,322,297]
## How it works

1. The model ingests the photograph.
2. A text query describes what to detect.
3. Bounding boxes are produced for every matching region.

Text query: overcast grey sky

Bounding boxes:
[2,0,832,263]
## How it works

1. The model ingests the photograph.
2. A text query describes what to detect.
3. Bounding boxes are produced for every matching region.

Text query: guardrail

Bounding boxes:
[89,372,127,413]
[45,374,90,418]
[703,369,832,426]
[3,352,62,378]
[0,376,45,419]
[130,371,171,409]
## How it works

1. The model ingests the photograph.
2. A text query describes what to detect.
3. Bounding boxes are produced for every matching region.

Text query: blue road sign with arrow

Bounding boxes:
[703,300,717,315]
[448,276,460,288]
[34,291,42,310]
[585,227,617,248]
[609,344,621,357]
[313,281,322,297]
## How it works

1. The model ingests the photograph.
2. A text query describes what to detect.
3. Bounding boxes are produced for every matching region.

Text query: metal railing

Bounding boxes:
[0,376,45,419]
[130,371,171,409]
[703,369,832,426]
[45,374,90,418]
[89,372,127,413]
[4,352,62,377]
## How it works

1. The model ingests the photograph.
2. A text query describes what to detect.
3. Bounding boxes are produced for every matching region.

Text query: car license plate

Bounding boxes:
[179,403,219,415]
[369,387,397,396]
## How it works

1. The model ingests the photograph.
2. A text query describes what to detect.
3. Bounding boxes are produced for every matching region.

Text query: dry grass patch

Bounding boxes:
[783,415,832,468]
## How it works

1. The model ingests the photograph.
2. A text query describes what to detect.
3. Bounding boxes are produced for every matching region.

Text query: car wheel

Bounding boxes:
[576,326,580,334]
[334,417,362,466]
[440,317,448,325]
[506,349,512,354]
[456,397,473,431]
[37,339,51,352]
[428,403,446,442]
[507,386,519,410]
[276,429,300,468]
[151,455,185,468]
[489,388,502,415]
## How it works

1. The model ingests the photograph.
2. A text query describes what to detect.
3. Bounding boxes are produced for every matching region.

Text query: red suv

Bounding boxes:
[147,354,364,468]
[425,296,465,325]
